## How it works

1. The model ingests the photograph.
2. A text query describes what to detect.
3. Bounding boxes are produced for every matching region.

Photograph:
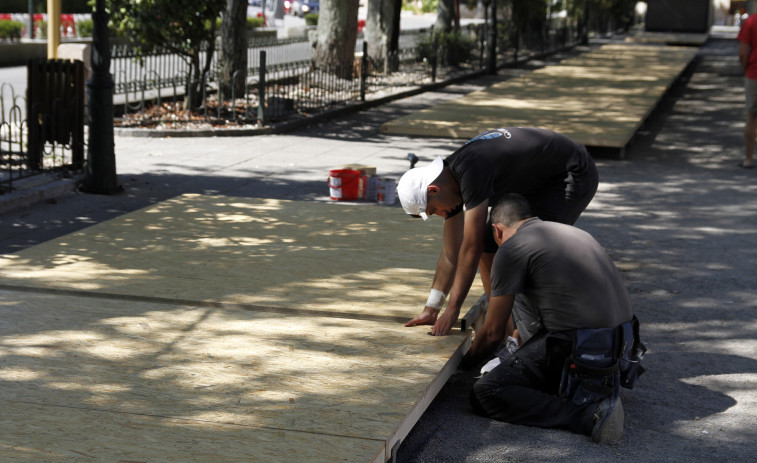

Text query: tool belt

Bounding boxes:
[549,316,646,406]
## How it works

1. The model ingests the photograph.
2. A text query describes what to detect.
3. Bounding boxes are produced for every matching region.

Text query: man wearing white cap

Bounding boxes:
[396,127,598,336]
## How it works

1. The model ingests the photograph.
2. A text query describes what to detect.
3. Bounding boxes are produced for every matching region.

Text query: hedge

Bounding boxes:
[0,19,24,40]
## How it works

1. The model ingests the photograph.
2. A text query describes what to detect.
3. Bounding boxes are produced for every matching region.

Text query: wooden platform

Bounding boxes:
[624,31,709,46]
[0,195,484,462]
[380,43,699,149]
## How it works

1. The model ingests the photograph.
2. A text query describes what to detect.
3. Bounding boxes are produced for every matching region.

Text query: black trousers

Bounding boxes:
[470,330,594,435]
[482,157,599,253]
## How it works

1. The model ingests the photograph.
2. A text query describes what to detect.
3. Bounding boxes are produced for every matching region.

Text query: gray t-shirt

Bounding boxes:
[491,218,632,331]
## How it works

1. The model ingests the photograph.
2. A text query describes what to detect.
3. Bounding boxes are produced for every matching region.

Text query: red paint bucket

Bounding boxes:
[328,169,361,200]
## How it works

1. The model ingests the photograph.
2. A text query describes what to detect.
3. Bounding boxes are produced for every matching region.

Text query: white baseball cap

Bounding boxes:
[396,155,445,220]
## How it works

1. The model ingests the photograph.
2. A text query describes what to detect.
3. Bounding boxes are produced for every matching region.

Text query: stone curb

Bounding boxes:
[111,44,579,139]
[113,70,488,138]
[0,173,85,216]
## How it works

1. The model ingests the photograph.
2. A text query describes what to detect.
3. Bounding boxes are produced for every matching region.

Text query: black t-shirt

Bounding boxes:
[445,127,594,211]
[491,218,633,331]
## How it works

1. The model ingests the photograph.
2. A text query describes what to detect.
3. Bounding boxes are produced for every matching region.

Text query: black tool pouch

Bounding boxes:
[559,327,620,406]
[618,315,647,389]
[558,316,647,406]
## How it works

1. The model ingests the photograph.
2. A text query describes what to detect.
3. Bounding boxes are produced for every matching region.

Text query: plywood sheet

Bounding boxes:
[0,195,486,462]
[380,44,699,148]
[0,195,483,322]
[1,401,383,463]
[625,31,709,46]
[0,289,468,461]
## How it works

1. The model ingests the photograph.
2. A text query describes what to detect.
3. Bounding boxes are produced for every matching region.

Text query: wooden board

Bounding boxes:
[0,195,482,322]
[624,31,709,46]
[0,195,484,462]
[380,44,699,148]
[1,401,384,463]
[0,289,469,461]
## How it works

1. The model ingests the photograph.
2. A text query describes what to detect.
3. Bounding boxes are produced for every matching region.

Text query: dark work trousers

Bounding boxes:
[471,330,593,435]
[528,154,599,227]
[481,156,599,254]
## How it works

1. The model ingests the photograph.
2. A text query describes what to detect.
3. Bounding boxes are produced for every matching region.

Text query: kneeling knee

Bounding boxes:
[470,378,499,417]
[470,387,487,417]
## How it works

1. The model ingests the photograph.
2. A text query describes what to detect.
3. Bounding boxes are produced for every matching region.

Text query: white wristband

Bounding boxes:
[426,288,447,310]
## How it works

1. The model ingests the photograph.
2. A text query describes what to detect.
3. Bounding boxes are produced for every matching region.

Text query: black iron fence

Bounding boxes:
[0,60,84,194]
[1,16,587,190]
[113,19,584,127]
[0,82,27,192]
[27,59,85,170]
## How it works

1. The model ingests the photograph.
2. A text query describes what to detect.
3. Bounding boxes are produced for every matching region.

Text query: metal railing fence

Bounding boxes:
[0,82,28,192]
[114,18,584,127]
[1,61,85,194]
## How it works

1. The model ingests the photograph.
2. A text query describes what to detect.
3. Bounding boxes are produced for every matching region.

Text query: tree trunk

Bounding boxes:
[486,0,496,74]
[186,21,216,110]
[186,52,202,110]
[435,0,455,33]
[220,0,248,100]
[454,0,460,31]
[365,0,401,73]
[313,0,359,79]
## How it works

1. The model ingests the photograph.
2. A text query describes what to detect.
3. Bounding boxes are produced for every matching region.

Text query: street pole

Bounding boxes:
[28,0,34,39]
[84,0,119,194]
[582,0,590,45]
[46,0,60,58]
[486,0,497,74]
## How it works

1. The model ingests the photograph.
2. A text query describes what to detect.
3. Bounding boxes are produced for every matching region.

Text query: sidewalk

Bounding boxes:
[1,35,756,462]
[398,35,757,462]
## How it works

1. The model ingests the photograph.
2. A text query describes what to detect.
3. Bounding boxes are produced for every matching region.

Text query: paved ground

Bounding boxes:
[1,34,756,462]
[397,36,757,463]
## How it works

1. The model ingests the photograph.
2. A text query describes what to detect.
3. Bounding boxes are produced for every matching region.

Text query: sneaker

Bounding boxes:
[591,397,624,443]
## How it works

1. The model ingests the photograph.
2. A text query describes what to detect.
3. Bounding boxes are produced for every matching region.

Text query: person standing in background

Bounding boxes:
[737,10,757,168]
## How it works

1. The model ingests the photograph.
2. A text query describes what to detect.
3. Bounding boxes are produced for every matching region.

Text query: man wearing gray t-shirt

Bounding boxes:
[462,194,641,444]
[397,127,598,337]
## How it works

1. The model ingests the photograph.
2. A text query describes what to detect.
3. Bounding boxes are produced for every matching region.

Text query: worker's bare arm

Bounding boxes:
[463,294,514,366]
[405,212,465,327]
[431,201,488,336]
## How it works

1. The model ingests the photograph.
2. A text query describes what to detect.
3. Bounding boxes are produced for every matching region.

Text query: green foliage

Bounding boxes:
[512,0,549,47]
[562,0,635,29]
[304,13,318,26]
[216,15,263,33]
[247,17,264,29]
[496,21,516,49]
[415,37,432,62]
[109,0,226,58]
[108,0,227,109]
[0,20,24,40]
[416,30,475,68]
[77,18,94,37]
[442,31,476,67]
[402,0,437,13]
[549,0,566,15]
[35,19,47,38]
[608,0,637,29]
